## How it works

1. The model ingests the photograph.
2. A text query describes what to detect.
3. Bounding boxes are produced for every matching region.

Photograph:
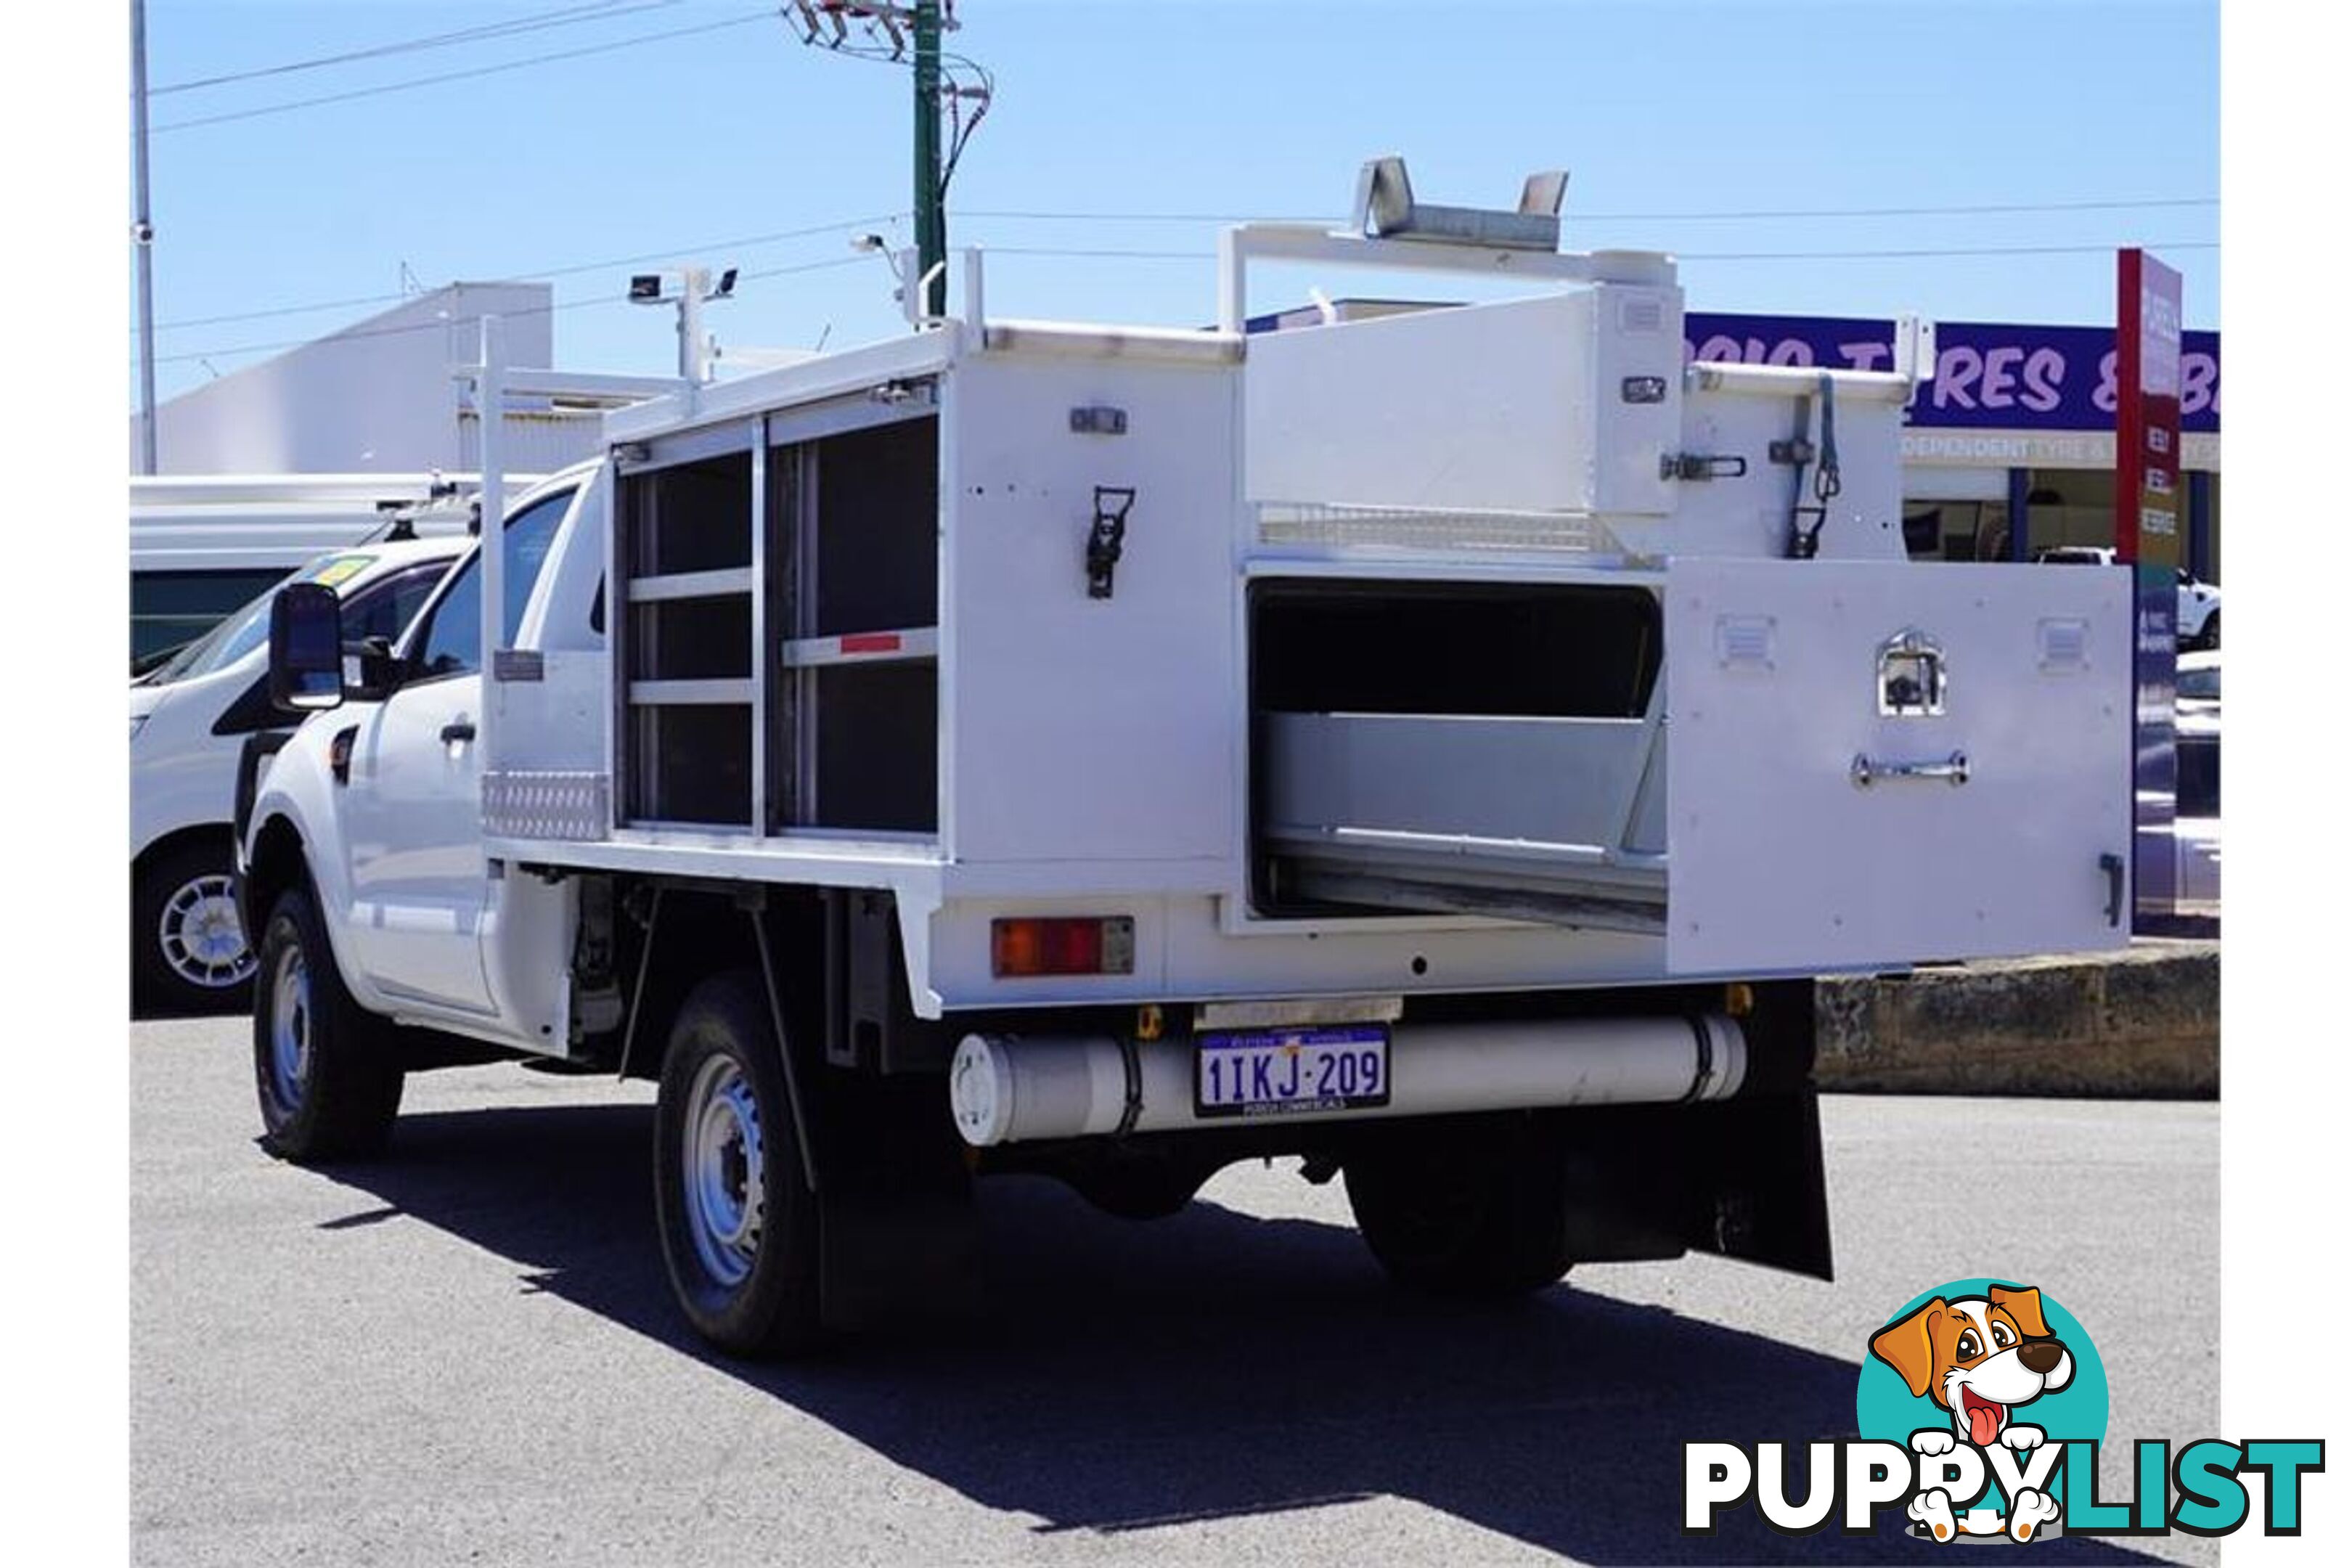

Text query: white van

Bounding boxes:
[129,473,529,669]
[131,536,467,1010]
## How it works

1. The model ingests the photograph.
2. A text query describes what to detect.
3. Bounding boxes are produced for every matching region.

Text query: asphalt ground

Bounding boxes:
[131,1015,2217,1566]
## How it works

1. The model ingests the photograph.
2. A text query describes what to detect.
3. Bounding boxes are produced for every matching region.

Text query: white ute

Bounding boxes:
[238,163,2136,1355]
[131,534,465,1010]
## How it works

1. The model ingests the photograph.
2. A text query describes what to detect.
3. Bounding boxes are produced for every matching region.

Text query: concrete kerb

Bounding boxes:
[1813,938,2218,1098]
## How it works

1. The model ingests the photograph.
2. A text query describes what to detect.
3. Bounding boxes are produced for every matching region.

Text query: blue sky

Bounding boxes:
[134,0,2218,403]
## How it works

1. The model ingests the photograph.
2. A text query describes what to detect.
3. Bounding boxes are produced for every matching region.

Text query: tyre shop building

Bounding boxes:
[1684,311,2222,576]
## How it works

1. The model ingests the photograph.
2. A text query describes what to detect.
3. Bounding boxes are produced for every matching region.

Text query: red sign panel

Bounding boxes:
[2115,249,2184,568]
[2117,248,2182,923]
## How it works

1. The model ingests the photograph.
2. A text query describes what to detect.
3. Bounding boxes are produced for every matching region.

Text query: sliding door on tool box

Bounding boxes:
[612,389,942,841]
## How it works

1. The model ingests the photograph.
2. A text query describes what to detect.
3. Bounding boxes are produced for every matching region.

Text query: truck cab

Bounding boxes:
[240,467,600,1030]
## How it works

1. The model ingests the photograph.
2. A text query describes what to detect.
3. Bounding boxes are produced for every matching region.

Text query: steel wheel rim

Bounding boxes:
[160,873,256,989]
[683,1054,765,1289]
[267,942,311,1115]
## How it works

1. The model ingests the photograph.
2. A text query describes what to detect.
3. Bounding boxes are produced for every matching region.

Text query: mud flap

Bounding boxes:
[1553,980,1833,1281]
[1546,1090,1832,1282]
[1678,1087,1834,1280]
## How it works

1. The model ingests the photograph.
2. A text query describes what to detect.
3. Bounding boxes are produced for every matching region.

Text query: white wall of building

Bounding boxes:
[135,282,555,475]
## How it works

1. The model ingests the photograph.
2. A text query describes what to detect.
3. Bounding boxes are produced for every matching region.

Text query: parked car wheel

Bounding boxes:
[132,838,258,1013]
[1344,1117,1575,1297]
[653,971,822,1357]
[2194,608,2218,650]
[252,886,404,1161]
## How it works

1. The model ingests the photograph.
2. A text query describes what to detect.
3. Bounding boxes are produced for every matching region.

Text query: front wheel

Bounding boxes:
[134,838,258,1013]
[653,972,821,1357]
[252,886,403,1161]
[2196,608,2218,650]
[1344,1118,1575,1297]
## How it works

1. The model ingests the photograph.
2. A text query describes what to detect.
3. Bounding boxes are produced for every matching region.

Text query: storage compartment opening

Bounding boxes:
[811,662,939,833]
[1251,579,1660,718]
[626,452,753,576]
[619,447,758,830]
[1249,579,1668,926]
[769,409,943,836]
[628,597,751,682]
[810,415,939,637]
[627,704,752,826]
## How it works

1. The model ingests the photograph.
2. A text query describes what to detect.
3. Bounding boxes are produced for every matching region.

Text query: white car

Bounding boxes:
[2034,546,2219,648]
[2173,710,2220,916]
[131,537,465,1011]
[2176,648,2219,717]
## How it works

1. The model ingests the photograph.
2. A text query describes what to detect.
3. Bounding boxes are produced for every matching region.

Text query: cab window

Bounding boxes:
[348,563,450,646]
[411,491,575,679]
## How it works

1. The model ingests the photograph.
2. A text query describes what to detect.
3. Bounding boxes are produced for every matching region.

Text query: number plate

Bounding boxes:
[1194,1025,1391,1119]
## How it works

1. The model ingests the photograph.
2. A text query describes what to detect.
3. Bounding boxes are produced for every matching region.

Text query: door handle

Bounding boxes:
[440,719,477,745]
[1850,750,1969,788]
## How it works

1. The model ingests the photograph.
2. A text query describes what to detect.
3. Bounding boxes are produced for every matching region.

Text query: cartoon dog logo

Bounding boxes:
[1870,1283,2075,1543]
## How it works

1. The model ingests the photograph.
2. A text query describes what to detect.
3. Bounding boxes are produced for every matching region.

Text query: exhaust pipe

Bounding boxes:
[950,1013,1747,1148]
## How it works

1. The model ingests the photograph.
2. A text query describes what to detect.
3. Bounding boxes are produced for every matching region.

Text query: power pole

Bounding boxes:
[786,1,981,322]
[912,0,946,318]
[131,0,159,474]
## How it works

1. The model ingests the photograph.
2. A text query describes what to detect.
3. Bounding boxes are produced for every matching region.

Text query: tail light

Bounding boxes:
[991,916,1136,978]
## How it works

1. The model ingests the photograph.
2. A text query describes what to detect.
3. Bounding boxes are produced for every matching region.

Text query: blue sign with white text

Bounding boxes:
[1683,314,2220,434]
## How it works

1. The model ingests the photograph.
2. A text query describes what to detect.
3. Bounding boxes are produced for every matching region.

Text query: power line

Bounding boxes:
[156,287,422,334]
[150,213,908,335]
[150,1,673,97]
[1680,240,2221,261]
[151,9,777,134]
[957,196,2219,225]
[1600,197,2218,222]
[148,192,2216,333]
[145,253,876,369]
[145,237,2221,369]
[529,213,907,283]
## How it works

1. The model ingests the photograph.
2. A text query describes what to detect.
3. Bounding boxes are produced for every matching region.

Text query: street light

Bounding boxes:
[626,264,738,383]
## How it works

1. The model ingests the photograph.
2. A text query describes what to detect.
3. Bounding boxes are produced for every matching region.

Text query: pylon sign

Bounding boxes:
[2115,249,2182,923]
[2116,250,2184,570]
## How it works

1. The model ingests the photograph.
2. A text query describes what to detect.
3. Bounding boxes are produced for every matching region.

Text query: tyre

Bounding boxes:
[1063,1148,1213,1221]
[1344,1118,1574,1297]
[653,971,822,1357]
[2196,609,2218,650]
[133,838,258,1013]
[252,886,404,1161]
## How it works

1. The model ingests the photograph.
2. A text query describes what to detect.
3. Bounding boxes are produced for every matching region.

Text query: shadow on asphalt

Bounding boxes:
[131,995,250,1024]
[311,1101,2165,1565]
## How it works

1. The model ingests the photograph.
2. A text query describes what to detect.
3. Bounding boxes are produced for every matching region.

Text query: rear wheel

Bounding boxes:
[133,838,257,1013]
[251,886,403,1161]
[653,972,822,1357]
[2196,608,2218,650]
[1062,1146,1214,1220]
[1344,1118,1575,1297]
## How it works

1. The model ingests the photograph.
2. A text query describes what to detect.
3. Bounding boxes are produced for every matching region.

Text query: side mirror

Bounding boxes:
[268,582,345,714]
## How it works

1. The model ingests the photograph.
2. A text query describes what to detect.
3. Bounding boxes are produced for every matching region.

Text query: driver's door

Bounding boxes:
[339,489,576,1015]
